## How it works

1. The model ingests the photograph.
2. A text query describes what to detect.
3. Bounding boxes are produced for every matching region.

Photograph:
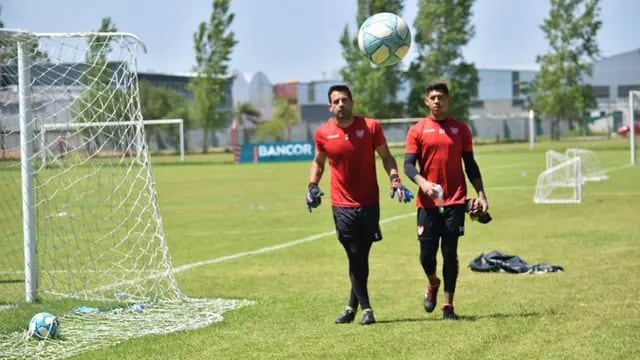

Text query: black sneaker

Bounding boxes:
[335,308,356,324]
[442,304,459,320]
[423,279,440,313]
[359,309,375,325]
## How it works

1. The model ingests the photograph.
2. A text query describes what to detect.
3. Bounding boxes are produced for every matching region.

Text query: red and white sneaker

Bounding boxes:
[423,279,440,313]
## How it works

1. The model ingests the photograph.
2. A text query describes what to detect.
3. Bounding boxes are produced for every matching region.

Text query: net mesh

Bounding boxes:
[0,31,251,359]
[534,157,583,204]
[565,148,608,182]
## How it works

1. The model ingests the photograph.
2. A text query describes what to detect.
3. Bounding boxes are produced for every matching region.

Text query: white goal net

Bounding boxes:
[534,147,609,204]
[565,148,608,182]
[0,30,250,358]
[545,149,569,170]
[534,156,583,204]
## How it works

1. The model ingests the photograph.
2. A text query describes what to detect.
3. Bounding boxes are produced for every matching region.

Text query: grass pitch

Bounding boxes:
[2,139,639,359]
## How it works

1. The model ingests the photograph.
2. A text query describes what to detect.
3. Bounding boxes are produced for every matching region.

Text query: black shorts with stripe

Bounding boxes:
[417,204,466,240]
[332,204,382,244]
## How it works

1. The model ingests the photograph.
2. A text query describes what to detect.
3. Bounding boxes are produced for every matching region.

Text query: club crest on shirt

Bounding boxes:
[418,225,424,235]
[356,129,365,138]
[450,127,459,135]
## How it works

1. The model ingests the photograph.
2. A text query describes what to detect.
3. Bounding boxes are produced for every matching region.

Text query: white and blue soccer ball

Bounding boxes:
[28,312,60,340]
[357,12,412,66]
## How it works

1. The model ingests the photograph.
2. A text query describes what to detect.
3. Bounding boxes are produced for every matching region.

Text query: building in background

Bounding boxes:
[230,70,274,146]
[584,49,640,132]
[273,81,299,105]
[469,68,542,141]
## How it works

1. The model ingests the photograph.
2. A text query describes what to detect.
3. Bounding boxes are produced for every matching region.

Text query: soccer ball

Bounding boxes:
[357,12,411,66]
[28,312,60,340]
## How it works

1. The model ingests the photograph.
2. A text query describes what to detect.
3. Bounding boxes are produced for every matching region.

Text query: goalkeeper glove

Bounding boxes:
[390,174,415,203]
[306,183,324,212]
[466,199,492,224]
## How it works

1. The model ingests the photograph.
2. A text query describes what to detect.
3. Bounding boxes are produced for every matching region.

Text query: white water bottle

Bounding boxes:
[433,184,444,213]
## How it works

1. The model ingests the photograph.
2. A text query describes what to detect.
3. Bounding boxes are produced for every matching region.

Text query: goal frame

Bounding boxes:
[13,32,164,303]
[534,157,583,204]
[17,37,38,303]
[39,119,185,166]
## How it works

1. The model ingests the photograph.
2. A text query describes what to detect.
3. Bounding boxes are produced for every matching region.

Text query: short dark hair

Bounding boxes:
[327,84,353,103]
[426,81,449,96]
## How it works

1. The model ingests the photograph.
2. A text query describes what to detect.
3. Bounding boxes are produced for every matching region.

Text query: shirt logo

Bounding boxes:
[327,134,340,139]
[418,225,424,236]
[356,130,365,138]
[450,127,459,135]
[423,128,435,133]
[439,129,446,134]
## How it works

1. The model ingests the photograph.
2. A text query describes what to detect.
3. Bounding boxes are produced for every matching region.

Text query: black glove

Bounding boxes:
[466,199,492,224]
[306,183,324,212]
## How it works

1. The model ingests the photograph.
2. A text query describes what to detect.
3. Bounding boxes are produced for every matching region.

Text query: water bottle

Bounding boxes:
[434,184,444,214]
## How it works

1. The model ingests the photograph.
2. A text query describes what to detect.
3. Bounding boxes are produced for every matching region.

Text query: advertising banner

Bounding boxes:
[238,141,315,163]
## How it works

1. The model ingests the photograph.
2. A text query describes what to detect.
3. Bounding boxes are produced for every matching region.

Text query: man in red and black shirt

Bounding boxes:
[404,81,489,320]
[307,84,412,325]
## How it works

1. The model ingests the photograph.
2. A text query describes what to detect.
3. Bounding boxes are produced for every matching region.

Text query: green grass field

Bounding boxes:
[2,139,640,359]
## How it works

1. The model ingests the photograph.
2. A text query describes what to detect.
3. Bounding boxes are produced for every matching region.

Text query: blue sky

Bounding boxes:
[4,0,639,84]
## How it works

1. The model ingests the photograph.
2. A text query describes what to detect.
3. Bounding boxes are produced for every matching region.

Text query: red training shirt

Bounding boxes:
[405,115,473,209]
[315,116,387,207]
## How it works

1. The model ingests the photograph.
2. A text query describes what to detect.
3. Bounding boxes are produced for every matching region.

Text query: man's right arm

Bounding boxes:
[404,153,438,198]
[309,150,327,185]
[306,151,328,212]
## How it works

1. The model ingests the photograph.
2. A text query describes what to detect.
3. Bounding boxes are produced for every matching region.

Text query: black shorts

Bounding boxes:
[332,204,382,244]
[417,205,466,241]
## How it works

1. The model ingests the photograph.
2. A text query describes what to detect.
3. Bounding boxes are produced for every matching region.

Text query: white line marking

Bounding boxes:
[173,213,414,273]
[605,164,634,173]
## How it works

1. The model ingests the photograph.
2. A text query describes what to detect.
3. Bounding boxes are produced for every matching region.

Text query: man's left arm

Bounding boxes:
[462,151,488,213]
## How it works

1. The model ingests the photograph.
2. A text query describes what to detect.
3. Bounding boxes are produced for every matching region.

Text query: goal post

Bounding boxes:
[17,37,38,304]
[630,90,638,165]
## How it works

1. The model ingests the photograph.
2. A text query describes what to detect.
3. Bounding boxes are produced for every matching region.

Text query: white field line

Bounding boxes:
[173,213,414,274]
[604,163,634,173]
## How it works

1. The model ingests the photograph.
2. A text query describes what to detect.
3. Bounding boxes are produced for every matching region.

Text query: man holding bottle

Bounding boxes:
[403,81,489,320]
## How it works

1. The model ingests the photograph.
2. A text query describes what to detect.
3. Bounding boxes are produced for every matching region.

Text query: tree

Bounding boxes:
[138,80,190,151]
[406,0,478,121]
[232,101,261,145]
[0,6,48,65]
[255,99,300,142]
[74,17,121,124]
[234,101,261,126]
[339,0,406,119]
[71,18,127,153]
[188,0,237,153]
[529,0,601,140]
